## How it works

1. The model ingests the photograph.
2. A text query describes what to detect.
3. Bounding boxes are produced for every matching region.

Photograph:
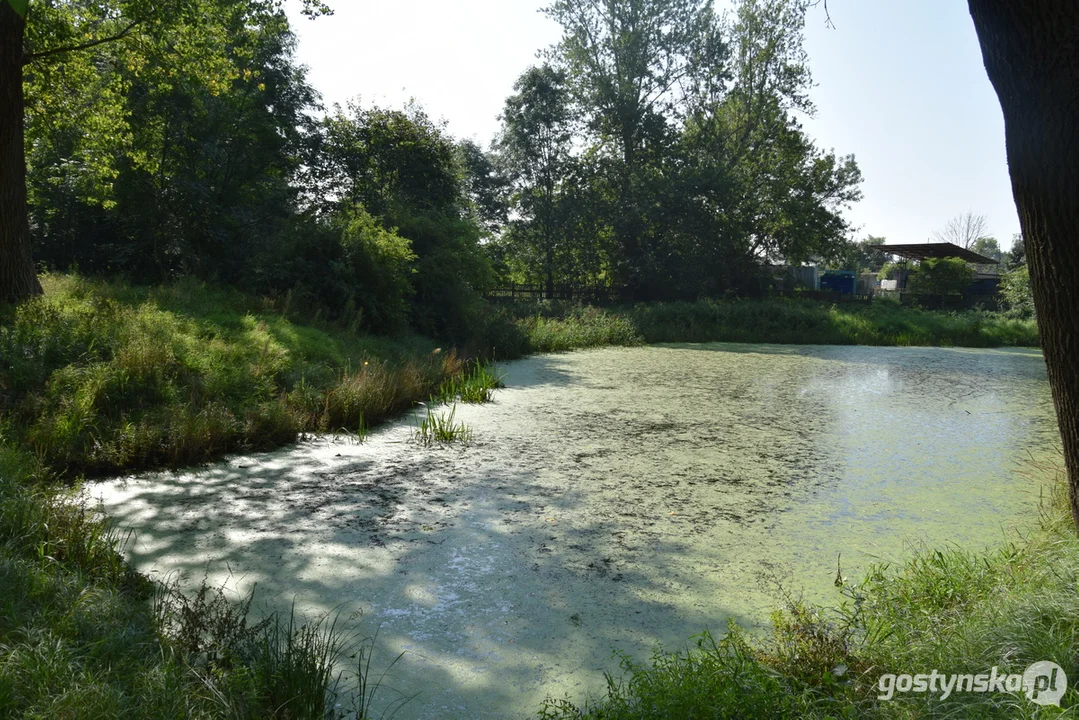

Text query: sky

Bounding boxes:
[284,0,1021,250]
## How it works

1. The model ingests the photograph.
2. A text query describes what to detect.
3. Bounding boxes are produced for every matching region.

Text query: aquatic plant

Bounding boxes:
[412,404,473,446]
[433,362,505,404]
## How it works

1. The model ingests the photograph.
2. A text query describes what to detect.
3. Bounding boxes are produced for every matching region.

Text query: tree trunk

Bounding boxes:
[968,1,1079,530]
[545,243,554,300]
[0,3,41,304]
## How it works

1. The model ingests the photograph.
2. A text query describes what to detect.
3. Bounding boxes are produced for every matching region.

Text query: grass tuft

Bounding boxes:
[412,404,473,447]
[433,362,504,405]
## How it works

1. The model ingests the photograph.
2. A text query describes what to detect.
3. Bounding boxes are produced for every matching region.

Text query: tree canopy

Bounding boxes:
[4,0,862,323]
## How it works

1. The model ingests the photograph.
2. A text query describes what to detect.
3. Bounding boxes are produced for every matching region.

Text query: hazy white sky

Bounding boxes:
[285,0,1020,249]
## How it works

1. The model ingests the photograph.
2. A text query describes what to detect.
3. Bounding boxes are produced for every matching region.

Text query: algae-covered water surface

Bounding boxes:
[92,344,1059,718]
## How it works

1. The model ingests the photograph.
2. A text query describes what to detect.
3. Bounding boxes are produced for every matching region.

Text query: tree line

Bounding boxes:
[2,0,861,335]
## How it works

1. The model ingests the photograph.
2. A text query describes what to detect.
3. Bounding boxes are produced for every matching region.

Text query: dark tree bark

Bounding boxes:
[968,1,1079,530]
[0,2,42,304]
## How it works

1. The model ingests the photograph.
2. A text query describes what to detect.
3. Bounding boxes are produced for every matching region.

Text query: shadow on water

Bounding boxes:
[94,431,762,717]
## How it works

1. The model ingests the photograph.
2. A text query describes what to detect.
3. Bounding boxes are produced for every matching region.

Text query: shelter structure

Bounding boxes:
[868,242,1000,265]
[868,241,1002,306]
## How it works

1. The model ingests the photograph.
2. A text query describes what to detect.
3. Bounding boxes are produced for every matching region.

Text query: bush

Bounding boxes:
[906,258,973,296]
[334,205,417,333]
[1000,265,1035,319]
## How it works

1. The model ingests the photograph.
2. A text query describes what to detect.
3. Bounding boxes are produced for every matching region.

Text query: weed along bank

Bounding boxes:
[92,344,1058,718]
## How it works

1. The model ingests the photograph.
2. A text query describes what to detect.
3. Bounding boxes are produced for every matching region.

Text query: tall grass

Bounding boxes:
[541,464,1077,718]
[0,274,460,480]
[433,362,504,405]
[488,297,1038,355]
[412,404,473,447]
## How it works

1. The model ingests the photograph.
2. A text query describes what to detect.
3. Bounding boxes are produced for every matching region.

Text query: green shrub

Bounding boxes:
[906,257,973,296]
[1000,265,1035,319]
[334,205,417,333]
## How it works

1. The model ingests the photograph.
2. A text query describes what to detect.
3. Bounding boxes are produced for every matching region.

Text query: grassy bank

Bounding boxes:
[0,274,468,481]
[541,465,1077,719]
[0,276,1047,717]
[500,297,1038,352]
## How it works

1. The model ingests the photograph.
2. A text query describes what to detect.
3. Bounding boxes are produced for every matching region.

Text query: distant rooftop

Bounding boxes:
[869,242,1000,264]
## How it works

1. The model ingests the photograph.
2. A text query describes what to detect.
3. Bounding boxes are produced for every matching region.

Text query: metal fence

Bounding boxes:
[486,284,621,303]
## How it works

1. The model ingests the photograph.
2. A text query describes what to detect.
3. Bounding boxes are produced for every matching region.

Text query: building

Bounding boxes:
[869,241,1001,306]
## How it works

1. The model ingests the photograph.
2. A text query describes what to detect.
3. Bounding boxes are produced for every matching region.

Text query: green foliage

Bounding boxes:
[1000,265,1035,319]
[6,0,28,18]
[0,274,455,479]
[540,626,829,719]
[0,273,476,718]
[497,65,576,295]
[334,206,417,332]
[877,261,912,282]
[514,0,863,299]
[311,102,495,340]
[906,258,973,296]
[154,584,353,719]
[1003,234,1027,270]
[27,1,316,283]
[434,363,504,404]
[832,237,891,272]
[518,307,644,353]
[970,236,1003,261]
[457,139,509,237]
[486,297,1038,352]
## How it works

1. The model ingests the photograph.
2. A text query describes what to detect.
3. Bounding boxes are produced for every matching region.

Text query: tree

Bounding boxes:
[969,236,1002,261]
[906,257,973,296]
[968,1,1079,530]
[497,65,575,298]
[311,102,493,338]
[0,0,330,304]
[456,139,509,238]
[26,6,318,282]
[832,236,890,272]
[678,0,861,286]
[1002,232,1026,270]
[0,0,41,301]
[543,0,725,296]
[932,211,990,249]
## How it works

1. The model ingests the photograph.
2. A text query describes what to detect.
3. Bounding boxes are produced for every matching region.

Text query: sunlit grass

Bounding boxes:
[492,297,1039,355]
[412,404,473,447]
[433,362,504,405]
[0,273,468,718]
[0,274,459,479]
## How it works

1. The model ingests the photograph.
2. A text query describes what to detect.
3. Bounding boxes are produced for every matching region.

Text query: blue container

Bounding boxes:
[820,270,856,295]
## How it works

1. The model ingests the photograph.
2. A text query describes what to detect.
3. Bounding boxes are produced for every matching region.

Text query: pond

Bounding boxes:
[90,344,1060,718]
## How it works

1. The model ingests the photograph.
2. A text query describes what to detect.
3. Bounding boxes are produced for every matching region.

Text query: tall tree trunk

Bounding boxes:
[545,242,554,300]
[968,1,1079,530]
[0,3,42,303]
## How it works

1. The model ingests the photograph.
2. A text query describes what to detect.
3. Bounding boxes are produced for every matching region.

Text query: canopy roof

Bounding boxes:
[869,242,1000,265]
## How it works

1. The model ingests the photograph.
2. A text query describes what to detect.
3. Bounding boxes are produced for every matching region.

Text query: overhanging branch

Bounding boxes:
[25,20,140,64]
